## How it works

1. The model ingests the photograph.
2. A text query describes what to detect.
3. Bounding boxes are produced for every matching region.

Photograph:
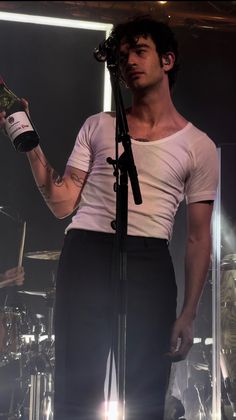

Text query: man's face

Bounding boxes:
[119,35,166,91]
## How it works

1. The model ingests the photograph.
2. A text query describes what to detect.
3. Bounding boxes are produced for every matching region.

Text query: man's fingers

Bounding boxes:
[20,98,29,114]
[0,110,7,134]
[166,332,193,362]
[4,267,25,286]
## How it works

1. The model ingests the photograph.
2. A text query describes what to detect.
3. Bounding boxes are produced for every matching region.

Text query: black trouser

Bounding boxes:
[54,229,177,420]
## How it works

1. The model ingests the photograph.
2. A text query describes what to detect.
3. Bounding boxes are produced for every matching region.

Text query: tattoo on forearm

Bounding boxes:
[38,185,50,202]
[71,173,85,188]
[33,149,49,168]
[33,149,64,188]
[52,170,64,187]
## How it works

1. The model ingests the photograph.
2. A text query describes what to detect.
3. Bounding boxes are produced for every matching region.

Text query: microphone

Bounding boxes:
[93,34,118,62]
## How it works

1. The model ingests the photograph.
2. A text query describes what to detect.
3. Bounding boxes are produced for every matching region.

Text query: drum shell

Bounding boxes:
[0,306,26,366]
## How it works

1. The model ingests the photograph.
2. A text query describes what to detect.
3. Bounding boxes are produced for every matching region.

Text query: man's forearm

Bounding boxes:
[26,145,70,217]
[182,234,212,320]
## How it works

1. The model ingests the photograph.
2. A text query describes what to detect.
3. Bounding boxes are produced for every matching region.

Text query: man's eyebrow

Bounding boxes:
[120,43,151,55]
[134,43,151,49]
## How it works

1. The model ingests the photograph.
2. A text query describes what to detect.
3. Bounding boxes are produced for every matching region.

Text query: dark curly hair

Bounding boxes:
[111,16,180,89]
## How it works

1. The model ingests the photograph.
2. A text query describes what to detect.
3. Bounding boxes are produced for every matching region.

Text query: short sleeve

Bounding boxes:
[185,135,219,204]
[66,118,94,173]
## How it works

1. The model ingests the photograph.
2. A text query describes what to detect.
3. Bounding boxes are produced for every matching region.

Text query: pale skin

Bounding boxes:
[0,35,214,361]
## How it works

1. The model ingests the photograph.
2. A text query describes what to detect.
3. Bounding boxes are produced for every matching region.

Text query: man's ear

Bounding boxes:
[162,52,175,68]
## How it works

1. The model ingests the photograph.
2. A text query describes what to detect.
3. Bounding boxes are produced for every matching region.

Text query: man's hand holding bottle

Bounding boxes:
[0,77,39,152]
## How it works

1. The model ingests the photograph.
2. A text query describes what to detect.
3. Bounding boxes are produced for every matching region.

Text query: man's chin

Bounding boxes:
[127,81,145,91]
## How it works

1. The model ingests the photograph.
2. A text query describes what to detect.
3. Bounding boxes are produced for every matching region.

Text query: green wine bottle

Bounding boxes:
[0,77,39,152]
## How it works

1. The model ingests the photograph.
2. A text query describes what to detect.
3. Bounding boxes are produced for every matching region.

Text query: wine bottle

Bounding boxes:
[0,77,39,152]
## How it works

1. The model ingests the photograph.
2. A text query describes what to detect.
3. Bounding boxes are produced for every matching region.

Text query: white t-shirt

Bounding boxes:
[66,112,219,240]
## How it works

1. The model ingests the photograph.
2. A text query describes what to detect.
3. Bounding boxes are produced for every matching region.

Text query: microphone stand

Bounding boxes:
[106,50,142,419]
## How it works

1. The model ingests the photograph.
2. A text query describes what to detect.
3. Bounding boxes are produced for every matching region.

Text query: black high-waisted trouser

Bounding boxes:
[54,229,177,420]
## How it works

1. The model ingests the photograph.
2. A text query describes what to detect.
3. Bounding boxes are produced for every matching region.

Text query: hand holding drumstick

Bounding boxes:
[0,266,25,289]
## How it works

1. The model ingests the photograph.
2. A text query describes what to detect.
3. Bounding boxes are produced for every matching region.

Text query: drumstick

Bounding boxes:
[18,221,26,267]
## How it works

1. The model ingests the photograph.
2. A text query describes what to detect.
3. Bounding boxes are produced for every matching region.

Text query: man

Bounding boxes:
[0,16,218,420]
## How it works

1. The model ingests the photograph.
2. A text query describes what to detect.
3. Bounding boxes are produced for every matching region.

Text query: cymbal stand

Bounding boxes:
[28,294,55,420]
[41,271,56,419]
[41,288,55,420]
[29,372,53,420]
[46,289,55,343]
[28,319,43,420]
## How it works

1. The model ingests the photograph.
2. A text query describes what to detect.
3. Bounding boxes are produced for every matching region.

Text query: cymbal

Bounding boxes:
[18,288,55,298]
[18,290,47,297]
[25,250,61,261]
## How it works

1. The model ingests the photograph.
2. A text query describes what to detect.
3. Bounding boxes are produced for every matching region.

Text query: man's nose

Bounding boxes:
[126,53,137,67]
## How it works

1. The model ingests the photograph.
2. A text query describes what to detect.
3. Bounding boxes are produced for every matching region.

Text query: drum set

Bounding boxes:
[0,250,60,420]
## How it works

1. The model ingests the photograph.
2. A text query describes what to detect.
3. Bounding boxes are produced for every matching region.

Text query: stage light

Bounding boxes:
[104,400,119,420]
[0,11,113,112]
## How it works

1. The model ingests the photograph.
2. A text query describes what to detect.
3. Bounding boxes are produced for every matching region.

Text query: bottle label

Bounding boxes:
[5,111,34,142]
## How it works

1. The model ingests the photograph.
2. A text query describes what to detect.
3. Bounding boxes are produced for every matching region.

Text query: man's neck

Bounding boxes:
[129,87,178,127]
[126,85,188,141]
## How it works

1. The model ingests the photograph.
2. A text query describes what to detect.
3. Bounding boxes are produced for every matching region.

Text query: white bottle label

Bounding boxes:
[5,111,34,142]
